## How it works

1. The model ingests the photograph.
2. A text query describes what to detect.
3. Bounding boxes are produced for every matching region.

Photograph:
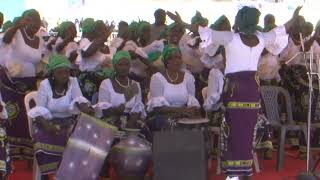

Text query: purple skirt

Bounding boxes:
[0,68,36,159]
[222,71,260,177]
[33,117,75,175]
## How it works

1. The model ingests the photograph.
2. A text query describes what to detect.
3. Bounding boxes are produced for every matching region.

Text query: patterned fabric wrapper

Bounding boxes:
[0,67,36,159]
[0,126,11,175]
[221,71,260,177]
[79,70,111,102]
[33,117,76,175]
[56,113,116,180]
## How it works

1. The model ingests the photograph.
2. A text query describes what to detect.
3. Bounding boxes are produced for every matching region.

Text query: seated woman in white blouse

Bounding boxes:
[147,45,201,130]
[28,54,93,179]
[96,51,146,129]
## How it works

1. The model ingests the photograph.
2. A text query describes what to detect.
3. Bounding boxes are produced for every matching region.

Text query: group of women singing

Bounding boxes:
[0,5,319,180]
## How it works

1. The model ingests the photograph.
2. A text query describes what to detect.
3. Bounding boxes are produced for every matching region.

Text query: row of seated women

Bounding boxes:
[0,6,320,180]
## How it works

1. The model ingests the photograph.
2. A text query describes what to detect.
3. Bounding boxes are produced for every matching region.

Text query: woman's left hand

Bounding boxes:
[77,103,95,115]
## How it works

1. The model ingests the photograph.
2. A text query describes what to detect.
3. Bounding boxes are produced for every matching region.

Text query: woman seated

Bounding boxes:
[0,92,10,178]
[96,51,145,129]
[147,45,201,131]
[28,54,93,179]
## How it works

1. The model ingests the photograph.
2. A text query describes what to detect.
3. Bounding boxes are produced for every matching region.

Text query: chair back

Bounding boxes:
[24,91,38,138]
[260,86,294,125]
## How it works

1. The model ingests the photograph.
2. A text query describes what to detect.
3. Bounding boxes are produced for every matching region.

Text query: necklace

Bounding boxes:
[166,70,179,83]
[55,89,66,96]
[115,77,130,88]
[23,28,35,41]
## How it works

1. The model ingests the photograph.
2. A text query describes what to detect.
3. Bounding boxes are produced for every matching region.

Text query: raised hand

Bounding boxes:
[293,6,303,18]
[166,11,182,24]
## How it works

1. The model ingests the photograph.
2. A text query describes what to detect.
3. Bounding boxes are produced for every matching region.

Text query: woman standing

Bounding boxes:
[28,54,93,179]
[201,7,301,179]
[0,9,45,160]
[78,19,114,101]
[147,45,200,131]
[48,21,78,61]
[169,6,301,179]
[47,21,79,76]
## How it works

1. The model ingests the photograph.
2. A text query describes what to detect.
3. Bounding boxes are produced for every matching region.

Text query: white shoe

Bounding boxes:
[226,176,240,180]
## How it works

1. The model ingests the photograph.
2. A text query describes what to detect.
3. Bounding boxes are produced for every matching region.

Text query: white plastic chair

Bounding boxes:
[24,91,41,180]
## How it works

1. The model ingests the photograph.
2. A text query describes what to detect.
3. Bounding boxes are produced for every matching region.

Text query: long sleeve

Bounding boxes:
[37,80,49,107]
[147,73,169,112]
[70,78,85,100]
[199,26,233,49]
[94,79,113,118]
[185,73,200,108]
[69,77,90,114]
[28,79,52,120]
[262,25,288,56]
[98,79,112,103]
[149,74,164,98]
[204,68,224,111]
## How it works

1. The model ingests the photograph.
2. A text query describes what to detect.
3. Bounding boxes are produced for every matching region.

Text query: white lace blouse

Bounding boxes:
[95,79,146,118]
[199,26,288,74]
[28,77,89,119]
[147,72,200,112]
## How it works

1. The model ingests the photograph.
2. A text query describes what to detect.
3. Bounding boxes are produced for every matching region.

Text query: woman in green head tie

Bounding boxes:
[146,44,201,130]
[162,22,185,46]
[137,21,152,47]
[168,5,303,179]
[28,54,92,179]
[0,9,45,160]
[47,21,78,64]
[81,18,95,39]
[78,19,115,101]
[97,51,145,129]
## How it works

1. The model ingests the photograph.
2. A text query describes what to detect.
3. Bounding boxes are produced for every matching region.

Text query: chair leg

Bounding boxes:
[216,152,221,175]
[33,158,41,180]
[253,152,260,173]
[216,133,221,175]
[277,127,286,171]
[302,126,314,170]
